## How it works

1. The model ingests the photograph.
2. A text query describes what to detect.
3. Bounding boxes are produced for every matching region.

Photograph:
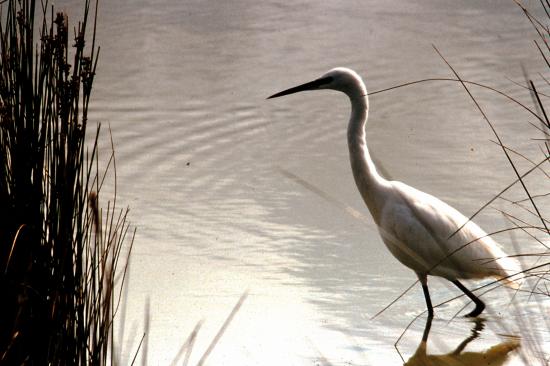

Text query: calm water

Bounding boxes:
[64,0,549,364]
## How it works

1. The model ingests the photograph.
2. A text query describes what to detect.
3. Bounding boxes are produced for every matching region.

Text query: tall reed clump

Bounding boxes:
[0,0,132,364]
[511,2,550,360]
[511,0,550,240]
[506,2,550,283]
[517,0,550,209]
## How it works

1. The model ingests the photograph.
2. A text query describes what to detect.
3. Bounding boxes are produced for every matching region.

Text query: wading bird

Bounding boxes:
[268,68,522,317]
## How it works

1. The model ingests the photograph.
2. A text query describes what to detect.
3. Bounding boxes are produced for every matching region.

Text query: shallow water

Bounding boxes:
[62,0,549,364]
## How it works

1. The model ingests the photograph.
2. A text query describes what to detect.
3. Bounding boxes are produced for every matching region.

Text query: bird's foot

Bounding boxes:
[464,302,485,318]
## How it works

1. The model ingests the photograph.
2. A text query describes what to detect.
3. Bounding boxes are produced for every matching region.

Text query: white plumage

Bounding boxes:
[269,67,522,317]
[379,181,521,285]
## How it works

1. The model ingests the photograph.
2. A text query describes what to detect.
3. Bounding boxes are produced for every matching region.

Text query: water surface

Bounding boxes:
[63,0,550,364]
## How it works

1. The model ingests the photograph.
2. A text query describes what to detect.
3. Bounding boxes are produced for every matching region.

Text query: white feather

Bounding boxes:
[378,181,522,288]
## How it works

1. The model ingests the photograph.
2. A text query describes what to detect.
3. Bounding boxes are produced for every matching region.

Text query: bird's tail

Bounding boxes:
[494,255,524,290]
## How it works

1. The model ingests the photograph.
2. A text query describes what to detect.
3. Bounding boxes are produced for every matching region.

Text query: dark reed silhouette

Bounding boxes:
[0,0,132,364]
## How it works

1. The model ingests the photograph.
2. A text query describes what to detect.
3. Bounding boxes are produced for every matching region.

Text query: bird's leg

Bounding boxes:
[452,280,485,317]
[418,273,434,318]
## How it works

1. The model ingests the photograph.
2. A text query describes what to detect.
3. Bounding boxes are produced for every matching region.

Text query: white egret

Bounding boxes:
[268,67,522,317]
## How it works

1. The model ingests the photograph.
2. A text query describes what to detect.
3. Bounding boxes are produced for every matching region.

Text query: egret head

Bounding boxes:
[267,67,366,99]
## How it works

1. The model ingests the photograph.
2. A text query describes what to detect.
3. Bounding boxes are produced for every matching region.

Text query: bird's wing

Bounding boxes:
[380,181,520,281]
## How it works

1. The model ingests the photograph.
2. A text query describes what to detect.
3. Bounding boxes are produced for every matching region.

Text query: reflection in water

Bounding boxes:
[404,317,520,366]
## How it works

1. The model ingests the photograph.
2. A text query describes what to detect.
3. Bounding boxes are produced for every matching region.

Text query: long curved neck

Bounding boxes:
[346,94,386,216]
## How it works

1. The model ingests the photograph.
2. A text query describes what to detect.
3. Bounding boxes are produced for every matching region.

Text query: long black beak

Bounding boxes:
[267,76,333,99]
